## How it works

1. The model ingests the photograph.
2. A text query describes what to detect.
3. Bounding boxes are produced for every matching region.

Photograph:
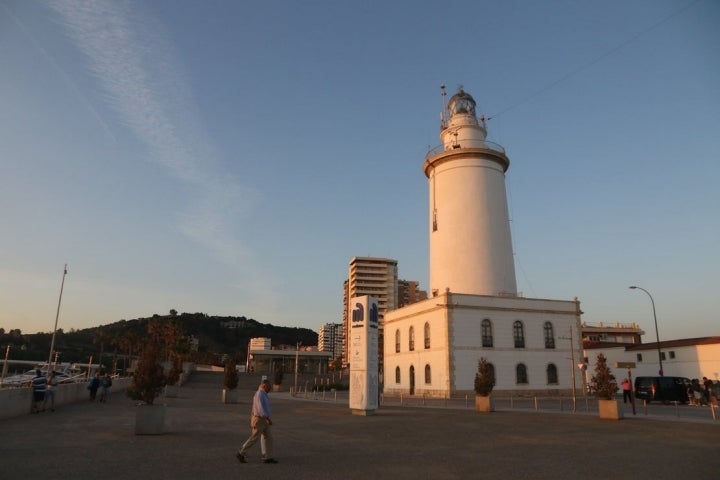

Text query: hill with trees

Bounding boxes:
[0,311,318,373]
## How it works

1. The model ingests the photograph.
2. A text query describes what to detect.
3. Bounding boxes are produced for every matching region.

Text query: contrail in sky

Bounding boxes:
[46,0,254,267]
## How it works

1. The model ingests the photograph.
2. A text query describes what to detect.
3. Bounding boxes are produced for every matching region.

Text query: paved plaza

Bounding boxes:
[2,372,718,480]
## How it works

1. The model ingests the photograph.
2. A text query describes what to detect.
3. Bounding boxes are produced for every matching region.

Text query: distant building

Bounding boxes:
[318,323,343,359]
[249,337,271,350]
[397,280,428,308]
[581,321,644,347]
[583,336,720,383]
[343,257,398,365]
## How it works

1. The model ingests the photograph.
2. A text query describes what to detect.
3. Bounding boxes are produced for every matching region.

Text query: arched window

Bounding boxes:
[516,363,528,384]
[395,329,400,353]
[409,326,415,351]
[481,319,493,347]
[513,321,525,348]
[424,322,431,349]
[395,366,401,384]
[544,322,555,349]
[546,363,558,384]
[425,364,431,384]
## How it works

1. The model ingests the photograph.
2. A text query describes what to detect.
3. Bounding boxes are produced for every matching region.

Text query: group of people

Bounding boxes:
[30,369,114,413]
[688,377,716,406]
[87,372,113,402]
[30,369,57,413]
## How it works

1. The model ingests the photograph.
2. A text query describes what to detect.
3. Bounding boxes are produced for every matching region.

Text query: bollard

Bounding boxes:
[534,396,538,410]
[510,395,514,409]
[560,398,563,412]
[400,393,403,406]
[465,394,468,408]
[673,401,680,417]
[422,393,426,406]
[711,404,717,421]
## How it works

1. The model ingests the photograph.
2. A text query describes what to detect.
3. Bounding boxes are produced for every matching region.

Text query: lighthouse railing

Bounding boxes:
[426,140,506,159]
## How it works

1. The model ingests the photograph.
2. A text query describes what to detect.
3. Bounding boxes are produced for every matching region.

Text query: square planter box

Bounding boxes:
[135,404,167,435]
[598,399,623,420]
[475,395,494,413]
[223,388,239,404]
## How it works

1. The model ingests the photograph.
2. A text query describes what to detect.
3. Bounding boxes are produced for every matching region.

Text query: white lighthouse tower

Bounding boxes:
[423,86,517,297]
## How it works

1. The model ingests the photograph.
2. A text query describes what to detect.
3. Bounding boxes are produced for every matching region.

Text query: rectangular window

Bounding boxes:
[661,352,666,361]
[669,351,675,359]
[636,353,643,362]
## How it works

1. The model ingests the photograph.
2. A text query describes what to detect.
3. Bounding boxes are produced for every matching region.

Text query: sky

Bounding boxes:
[1,0,718,341]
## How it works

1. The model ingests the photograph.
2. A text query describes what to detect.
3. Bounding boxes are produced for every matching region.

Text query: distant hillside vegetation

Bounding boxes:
[1,312,318,369]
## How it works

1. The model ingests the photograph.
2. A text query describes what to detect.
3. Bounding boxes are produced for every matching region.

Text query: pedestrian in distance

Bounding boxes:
[236,379,278,464]
[99,373,112,403]
[87,372,100,401]
[43,371,58,412]
[31,369,47,413]
[620,378,632,404]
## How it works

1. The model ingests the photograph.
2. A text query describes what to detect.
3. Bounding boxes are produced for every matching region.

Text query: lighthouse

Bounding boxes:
[383,85,583,399]
[423,86,517,297]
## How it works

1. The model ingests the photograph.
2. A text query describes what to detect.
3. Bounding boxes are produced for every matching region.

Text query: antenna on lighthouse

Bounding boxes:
[440,84,447,130]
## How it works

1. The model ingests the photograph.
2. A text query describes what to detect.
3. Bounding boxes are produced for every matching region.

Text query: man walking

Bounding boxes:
[236,379,278,464]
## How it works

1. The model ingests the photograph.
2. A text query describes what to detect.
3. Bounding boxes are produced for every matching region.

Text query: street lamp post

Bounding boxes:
[629,285,663,376]
[294,341,301,393]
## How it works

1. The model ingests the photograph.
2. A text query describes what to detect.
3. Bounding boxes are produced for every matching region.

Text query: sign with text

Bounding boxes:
[349,295,379,415]
[615,362,637,369]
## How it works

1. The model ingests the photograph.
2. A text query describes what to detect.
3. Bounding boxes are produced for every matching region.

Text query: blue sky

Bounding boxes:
[1,0,718,341]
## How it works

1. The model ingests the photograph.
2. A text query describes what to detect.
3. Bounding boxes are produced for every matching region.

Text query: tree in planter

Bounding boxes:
[590,353,618,400]
[224,358,239,390]
[474,357,496,413]
[474,357,495,396]
[222,357,240,403]
[273,369,284,388]
[127,340,165,405]
[127,319,186,405]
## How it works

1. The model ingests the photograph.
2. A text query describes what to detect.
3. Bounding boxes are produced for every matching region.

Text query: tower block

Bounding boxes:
[423,87,517,297]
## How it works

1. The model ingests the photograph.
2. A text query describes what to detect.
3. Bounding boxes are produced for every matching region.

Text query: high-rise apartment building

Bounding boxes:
[343,257,398,365]
[318,323,343,359]
[397,280,428,308]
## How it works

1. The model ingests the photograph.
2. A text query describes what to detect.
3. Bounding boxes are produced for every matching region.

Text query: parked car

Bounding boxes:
[634,376,691,404]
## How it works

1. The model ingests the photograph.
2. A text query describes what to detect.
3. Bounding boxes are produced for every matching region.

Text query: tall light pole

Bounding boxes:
[47,264,68,373]
[294,341,301,393]
[629,285,663,376]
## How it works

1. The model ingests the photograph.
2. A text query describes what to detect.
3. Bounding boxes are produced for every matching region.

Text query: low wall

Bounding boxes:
[0,377,132,420]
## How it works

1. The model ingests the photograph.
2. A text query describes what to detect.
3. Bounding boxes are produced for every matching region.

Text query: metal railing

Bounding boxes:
[426,140,506,159]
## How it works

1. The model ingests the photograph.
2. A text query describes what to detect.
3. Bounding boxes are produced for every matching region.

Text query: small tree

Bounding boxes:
[590,353,618,400]
[165,355,183,387]
[127,341,165,405]
[224,358,239,390]
[127,319,186,405]
[474,357,495,396]
[273,368,284,386]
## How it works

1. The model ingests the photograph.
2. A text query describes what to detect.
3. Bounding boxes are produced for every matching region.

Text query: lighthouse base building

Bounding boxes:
[383,292,582,398]
[383,87,583,398]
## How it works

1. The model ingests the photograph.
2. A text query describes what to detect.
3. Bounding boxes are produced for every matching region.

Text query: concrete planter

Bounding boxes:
[135,404,167,435]
[475,395,494,413]
[222,388,239,404]
[598,399,623,420]
[164,385,179,398]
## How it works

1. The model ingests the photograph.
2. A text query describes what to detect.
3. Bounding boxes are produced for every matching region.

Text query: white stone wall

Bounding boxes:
[584,342,720,384]
[384,292,582,397]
